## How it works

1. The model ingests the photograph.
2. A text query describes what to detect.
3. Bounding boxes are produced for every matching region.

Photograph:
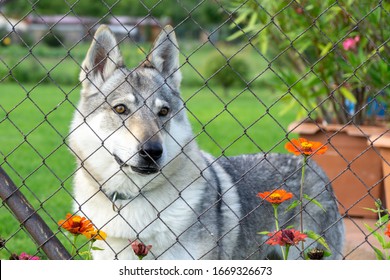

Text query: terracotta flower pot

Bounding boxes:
[371,133,390,210]
[288,122,387,218]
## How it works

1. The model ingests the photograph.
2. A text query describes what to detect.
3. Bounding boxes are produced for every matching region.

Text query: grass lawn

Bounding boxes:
[0,41,298,259]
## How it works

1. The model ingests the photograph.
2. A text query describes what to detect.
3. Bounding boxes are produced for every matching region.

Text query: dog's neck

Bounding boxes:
[103,189,137,212]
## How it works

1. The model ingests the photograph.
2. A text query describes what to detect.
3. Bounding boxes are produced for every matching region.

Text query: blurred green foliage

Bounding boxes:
[227,0,390,125]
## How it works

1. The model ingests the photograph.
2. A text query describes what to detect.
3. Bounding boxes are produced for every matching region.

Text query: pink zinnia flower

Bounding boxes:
[342,36,360,51]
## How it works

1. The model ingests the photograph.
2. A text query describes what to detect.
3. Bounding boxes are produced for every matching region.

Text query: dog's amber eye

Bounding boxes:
[159,107,170,117]
[114,104,127,114]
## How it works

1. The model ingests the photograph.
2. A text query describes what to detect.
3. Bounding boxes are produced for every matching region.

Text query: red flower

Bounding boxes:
[266,229,307,246]
[130,240,152,260]
[285,138,327,156]
[385,223,390,238]
[58,213,94,236]
[257,189,293,205]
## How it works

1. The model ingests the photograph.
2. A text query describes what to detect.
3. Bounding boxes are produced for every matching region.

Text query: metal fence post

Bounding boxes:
[0,167,71,260]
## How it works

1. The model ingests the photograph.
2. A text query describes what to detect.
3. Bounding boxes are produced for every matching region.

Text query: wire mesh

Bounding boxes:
[0,0,389,260]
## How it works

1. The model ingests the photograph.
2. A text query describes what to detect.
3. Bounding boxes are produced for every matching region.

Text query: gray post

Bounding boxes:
[0,167,71,260]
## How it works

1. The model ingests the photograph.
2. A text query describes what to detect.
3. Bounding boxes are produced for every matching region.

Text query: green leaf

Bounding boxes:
[260,29,268,54]
[248,11,258,27]
[285,200,301,213]
[365,222,378,233]
[383,241,390,249]
[328,6,343,17]
[319,42,333,57]
[294,39,312,53]
[373,231,387,248]
[227,23,262,41]
[362,207,381,214]
[339,86,357,103]
[91,246,104,251]
[78,250,93,260]
[305,230,331,251]
[257,231,270,235]
[377,214,389,227]
[364,223,387,248]
[303,194,326,212]
[227,30,245,41]
[232,9,250,25]
[323,250,332,257]
[364,223,375,232]
[372,246,385,260]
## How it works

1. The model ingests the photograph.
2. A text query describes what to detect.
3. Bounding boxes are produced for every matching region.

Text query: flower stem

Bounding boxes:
[273,204,286,260]
[284,245,290,260]
[87,240,95,260]
[299,156,307,255]
[273,204,280,231]
[71,234,79,258]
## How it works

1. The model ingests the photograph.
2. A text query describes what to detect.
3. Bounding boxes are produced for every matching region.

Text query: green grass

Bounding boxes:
[0,83,80,259]
[185,85,295,155]
[0,39,273,87]
[0,41,296,259]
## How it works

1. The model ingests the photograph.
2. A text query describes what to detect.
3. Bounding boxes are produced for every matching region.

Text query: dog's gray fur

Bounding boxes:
[69,25,344,260]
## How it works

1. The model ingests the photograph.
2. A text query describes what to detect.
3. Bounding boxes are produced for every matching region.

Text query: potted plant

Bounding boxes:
[227,0,390,217]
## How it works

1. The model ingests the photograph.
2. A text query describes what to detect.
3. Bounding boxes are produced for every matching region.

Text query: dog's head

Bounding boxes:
[70,25,192,188]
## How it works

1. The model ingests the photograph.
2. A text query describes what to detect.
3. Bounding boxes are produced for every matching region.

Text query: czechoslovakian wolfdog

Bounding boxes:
[69,25,344,260]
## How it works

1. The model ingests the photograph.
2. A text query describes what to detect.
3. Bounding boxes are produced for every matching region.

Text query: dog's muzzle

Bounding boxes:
[139,141,163,162]
[113,155,160,175]
[113,141,162,175]
[131,166,159,175]
[114,155,129,167]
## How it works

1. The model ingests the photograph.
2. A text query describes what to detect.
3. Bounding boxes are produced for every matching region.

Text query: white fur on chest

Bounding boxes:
[73,167,208,260]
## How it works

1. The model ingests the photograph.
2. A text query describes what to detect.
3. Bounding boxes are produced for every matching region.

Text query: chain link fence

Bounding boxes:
[0,0,389,260]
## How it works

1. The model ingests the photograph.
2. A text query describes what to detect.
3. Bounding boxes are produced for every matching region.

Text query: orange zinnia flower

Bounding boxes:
[385,223,390,238]
[266,229,307,247]
[257,189,293,205]
[285,138,327,156]
[58,213,94,235]
[82,229,107,241]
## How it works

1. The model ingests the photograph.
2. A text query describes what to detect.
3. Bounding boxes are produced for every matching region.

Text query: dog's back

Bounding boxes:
[173,151,344,260]
[215,153,344,259]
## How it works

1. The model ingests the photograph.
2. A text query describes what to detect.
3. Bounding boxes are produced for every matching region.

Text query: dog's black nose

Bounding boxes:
[139,142,163,161]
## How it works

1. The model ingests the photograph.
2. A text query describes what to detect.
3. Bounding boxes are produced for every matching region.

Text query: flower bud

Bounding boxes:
[307,248,325,260]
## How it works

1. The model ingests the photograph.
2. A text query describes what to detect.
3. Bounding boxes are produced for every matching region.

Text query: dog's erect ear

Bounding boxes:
[144,25,182,90]
[80,25,123,92]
